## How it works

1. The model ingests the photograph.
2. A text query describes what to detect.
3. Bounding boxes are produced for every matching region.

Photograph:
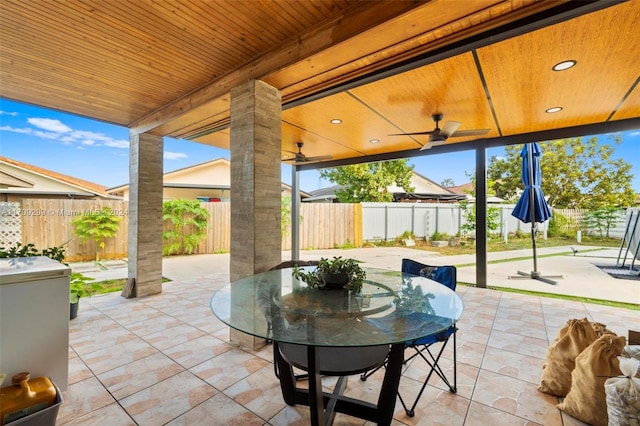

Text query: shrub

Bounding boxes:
[162,199,209,255]
[69,273,103,303]
[396,230,416,243]
[548,211,579,238]
[431,231,450,241]
[0,242,67,262]
[71,207,121,261]
[0,242,39,258]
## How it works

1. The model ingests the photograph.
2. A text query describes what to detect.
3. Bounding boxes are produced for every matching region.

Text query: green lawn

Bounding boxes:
[84,277,170,297]
[402,235,620,256]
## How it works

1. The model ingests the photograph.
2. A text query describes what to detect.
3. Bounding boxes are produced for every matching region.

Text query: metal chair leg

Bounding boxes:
[398,331,457,417]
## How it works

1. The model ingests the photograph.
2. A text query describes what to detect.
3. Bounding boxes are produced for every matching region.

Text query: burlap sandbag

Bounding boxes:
[538,318,600,396]
[557,334,626,426]
[591,321,614,337]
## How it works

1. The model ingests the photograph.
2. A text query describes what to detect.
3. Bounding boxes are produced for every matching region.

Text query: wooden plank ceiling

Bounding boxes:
[1,0,638,167]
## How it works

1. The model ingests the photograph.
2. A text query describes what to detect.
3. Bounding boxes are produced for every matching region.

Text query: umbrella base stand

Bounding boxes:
[510,270,563,285]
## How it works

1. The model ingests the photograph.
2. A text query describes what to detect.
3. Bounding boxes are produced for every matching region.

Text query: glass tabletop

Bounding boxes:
[211,267,464,347]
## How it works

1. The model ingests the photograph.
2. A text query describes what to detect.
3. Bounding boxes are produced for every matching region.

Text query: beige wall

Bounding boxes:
[165,160,230,186]
[116,184,293,201]
[113,157,296,201]
[162,187,229,201]
[1,163,100,199]
[387,173,451,194]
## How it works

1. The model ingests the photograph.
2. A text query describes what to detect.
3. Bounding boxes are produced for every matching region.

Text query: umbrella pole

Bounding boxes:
[510,143,562,285]
[528,144,539,276]
[531,223,538,275]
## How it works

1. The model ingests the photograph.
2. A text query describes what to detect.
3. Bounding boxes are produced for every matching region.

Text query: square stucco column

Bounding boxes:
[125,132,164,298]
[230,80,282,349]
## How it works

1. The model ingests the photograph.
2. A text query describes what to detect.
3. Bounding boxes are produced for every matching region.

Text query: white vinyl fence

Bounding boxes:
[361,202,630,241]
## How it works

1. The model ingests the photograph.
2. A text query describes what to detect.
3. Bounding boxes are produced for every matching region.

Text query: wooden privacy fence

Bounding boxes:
[14,200,361,262]
[284,202,362,251]
[19,199,130,262]
[10,199,621,262]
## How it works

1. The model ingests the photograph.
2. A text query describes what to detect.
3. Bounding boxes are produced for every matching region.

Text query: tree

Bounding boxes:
[441,178,455,187]
[459,200,501,236]
[71,207,122,261]
[487,136,635,208]
[583,207,625,238]
[319,160,415,202]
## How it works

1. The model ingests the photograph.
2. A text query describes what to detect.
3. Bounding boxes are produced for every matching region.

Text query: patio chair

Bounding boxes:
[360,258,458,417]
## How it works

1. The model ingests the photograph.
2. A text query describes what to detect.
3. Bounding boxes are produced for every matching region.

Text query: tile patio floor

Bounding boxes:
[60,272,639,425]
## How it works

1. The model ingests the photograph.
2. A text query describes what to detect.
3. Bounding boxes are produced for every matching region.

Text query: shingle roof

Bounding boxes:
[0,156,107,195]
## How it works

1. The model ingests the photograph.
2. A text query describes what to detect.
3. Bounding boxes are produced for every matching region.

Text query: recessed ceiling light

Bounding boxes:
[330,119,342,124]
[545,107,563,113]
[552,60,577,71]
[369,139,380,144]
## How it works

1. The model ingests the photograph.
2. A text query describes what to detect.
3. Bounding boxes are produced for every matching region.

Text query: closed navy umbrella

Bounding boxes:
[512,143,552,224]
[510,143,560,284]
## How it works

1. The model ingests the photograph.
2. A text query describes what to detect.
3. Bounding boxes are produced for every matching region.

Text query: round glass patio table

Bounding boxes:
[210,267,463,426]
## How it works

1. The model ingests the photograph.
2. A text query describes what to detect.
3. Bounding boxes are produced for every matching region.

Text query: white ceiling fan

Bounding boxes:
[390,113,490,150]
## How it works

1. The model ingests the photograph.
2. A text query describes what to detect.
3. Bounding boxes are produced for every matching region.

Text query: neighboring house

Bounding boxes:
[448,182,505,203]
[0,156,112,201]
[303,185,343,203]
[106,157,310,201]
[304,171,466,203]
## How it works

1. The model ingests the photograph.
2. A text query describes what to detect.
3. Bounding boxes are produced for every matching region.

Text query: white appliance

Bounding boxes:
[0,256,70,390]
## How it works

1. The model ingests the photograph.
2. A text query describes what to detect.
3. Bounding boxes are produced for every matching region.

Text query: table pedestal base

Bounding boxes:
[275,343,404,426]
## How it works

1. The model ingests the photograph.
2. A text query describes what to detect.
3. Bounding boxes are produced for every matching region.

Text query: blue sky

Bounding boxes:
[1,98,639,193]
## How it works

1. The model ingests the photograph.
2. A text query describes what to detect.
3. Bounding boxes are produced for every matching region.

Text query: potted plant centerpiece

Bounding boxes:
[292,256,366,293]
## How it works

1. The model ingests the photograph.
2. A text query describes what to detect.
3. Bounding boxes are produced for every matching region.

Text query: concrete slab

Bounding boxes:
[70,262,103,273]
[99,260,128,268]
[67,245,639,305]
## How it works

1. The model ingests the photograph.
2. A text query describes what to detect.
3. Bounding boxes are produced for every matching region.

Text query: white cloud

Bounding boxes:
[0,125,32,134]
[164,151,188,160]
[28,118,72,133]
[33,130,63,140]
[59,136,76,144]
[1,117,130,150]
[104,139,129,149]
[71,130,114,143]
[630,131,640,137]
[0,111,18,116]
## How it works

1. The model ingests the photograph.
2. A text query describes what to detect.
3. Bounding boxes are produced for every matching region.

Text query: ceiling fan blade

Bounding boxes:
[449,128,490,137]
[389,131,436,136]
[440,121,461,138]
[419,140,448,151]
[298,155,332,163]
